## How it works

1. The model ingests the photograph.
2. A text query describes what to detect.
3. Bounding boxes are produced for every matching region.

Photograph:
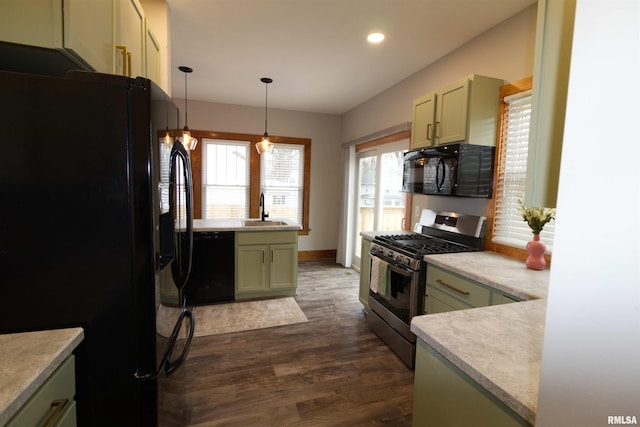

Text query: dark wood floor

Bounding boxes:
[158,261,414,426]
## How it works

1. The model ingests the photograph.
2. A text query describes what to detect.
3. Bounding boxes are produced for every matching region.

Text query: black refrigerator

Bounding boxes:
[0,70,195,426]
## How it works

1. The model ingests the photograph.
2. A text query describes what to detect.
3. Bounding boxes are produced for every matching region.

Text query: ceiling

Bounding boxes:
[167,0,536,115]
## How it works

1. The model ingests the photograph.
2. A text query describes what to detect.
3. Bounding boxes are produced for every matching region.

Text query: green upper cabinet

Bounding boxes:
[145,25,161,87]
[526,0,576,208]
[0,0,113,72]
[410,74,503,150]
[410,92,436,150]
[115,0,145,78]
[434,78,470,145]
[0,0,163,87]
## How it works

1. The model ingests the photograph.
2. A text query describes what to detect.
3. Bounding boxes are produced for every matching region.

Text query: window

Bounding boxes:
[260,143,304,224]
[202,139,250,218]
[491,78,555,252]
[186,130,311,234]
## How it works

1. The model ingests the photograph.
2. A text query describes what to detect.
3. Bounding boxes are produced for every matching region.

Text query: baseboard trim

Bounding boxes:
[298,250,336,261]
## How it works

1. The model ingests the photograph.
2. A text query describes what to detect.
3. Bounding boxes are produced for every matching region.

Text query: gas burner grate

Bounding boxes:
[373,233,478,257]
[404,240,472,254]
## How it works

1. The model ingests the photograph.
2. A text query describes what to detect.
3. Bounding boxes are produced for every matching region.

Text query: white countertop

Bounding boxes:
[0,328,84,425]
[193,218,302,232]
[411,251,550,425]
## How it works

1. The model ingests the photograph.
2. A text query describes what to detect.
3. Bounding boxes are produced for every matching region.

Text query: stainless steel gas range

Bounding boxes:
[367,209,486,368]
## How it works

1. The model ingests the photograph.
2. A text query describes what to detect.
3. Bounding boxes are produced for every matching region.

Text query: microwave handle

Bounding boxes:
[436,158,445,192]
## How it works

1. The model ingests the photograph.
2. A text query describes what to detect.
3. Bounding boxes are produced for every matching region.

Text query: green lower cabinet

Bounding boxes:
[235,231,298,300]
[8,355,77,427]
[491,291,521,305]
[413,340,531,427]
[426,264,521,314]
[426,285,473,313]
[358,238,372,309]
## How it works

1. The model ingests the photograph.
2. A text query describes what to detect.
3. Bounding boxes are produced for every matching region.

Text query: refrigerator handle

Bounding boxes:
[169,140,194,291]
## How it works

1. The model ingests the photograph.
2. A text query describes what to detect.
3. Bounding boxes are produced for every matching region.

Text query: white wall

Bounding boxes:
[177,99,342,253]
[341,4,538,231]
[535,1,640,425]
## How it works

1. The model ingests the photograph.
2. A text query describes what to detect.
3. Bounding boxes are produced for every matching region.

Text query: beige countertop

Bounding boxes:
[412,300,545,425]
[424,251,550,300]
[0,328,84,426]
[193,218,301,232]
[411,251,550,425]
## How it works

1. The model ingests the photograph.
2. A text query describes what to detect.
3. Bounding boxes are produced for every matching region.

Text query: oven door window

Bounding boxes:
[370,258,414,323]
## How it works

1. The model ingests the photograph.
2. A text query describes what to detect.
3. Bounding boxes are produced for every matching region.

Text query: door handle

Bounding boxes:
[43,398,69,427]
[169,140,194,291]
[116,45,128,76]
[436,279,470,295]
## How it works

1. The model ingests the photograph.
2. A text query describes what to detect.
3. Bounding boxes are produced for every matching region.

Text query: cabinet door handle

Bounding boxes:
[426,123,432,141]
[436,279,470,295]
[43,398,69,427]
[126,51,132,76]
[434,121,441,139]
[116,45,128,76]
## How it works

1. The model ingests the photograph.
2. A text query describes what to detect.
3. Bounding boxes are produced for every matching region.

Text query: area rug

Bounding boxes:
[156,297,308,338]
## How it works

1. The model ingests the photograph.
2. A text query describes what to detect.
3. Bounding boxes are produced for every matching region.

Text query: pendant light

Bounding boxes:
[178,66,198,151]
[255,77,275,154]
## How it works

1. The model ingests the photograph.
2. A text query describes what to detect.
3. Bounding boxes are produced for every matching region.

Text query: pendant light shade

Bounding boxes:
[178,66,198,151]
[255,77,275,154]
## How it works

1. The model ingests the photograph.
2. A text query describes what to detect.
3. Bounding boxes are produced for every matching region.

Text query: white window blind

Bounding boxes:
[260,143,304,224]
[202,139,250,219]
[492,90,555,251]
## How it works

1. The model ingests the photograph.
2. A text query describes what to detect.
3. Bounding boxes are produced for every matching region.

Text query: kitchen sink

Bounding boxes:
[242,220,288,226]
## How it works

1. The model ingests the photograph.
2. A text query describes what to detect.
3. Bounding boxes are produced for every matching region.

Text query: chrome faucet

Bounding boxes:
[259,192,269,221]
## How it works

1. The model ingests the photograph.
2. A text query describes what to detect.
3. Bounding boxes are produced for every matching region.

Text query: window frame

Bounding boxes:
[260,143,306,226]
[201,138,251,219]
[485,76,553,264]
[187,130,311,235]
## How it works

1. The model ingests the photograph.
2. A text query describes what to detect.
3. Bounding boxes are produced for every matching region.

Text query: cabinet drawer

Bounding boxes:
[8,355,76,427]
[427,286,474,314]
[236,230,297,245]
[427,265,490,308]
[491,291,522,305]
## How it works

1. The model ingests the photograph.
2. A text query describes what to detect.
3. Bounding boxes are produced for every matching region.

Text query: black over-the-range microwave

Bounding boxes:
[402,143,495,197]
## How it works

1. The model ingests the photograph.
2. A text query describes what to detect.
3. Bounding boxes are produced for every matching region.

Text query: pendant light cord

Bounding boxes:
[184,71,189,129]
[178,66,193,130]
[264,81,268,135]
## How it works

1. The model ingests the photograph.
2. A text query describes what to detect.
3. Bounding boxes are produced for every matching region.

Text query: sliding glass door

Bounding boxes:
[353,140,408,266]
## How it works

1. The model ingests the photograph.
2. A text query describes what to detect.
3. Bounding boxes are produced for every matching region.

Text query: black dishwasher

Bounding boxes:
[185,231,235,305]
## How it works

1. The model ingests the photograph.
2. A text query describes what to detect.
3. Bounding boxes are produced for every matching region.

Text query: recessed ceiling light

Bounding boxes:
[367,32,385,44]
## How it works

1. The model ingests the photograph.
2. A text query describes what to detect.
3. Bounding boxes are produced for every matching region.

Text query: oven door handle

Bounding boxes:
[387,262,414,277]
[370,252,417,276]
